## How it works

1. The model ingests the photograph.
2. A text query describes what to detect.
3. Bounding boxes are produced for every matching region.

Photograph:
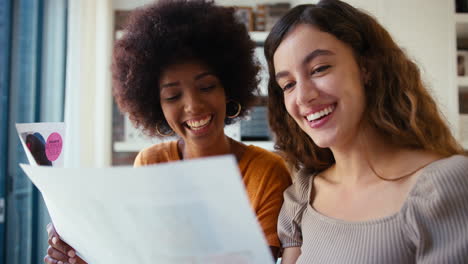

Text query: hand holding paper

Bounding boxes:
[46,223,85,264]
[21,156,274,264]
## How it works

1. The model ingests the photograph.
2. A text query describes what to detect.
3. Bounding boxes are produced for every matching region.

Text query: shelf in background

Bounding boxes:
[114,141,158,152]
[456,13,468,39]
[460,114,468,150]
[459,76,468,91]
[117,30,268,43]
[243,140,274,151]
[249,31,269,43]
[114,140,275,152]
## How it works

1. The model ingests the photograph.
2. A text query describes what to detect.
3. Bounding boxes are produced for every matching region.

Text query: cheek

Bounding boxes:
[282,93,290,107]
[344,82,366,108]
[160,104,177,123]
[209,91,227,116]
[316,76,339,95]
[160,104,169,117]
[283,93,297,117]
[217,102,227,120]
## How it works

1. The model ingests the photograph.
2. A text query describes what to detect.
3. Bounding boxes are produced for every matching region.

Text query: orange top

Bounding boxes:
[134,141,292,247]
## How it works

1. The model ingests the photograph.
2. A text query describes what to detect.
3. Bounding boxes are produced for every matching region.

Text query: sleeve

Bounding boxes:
[133,143,165,167]
[254,160,292,248]
[277,169,311,248]
[403,156,468,263]
[133,150,145,167]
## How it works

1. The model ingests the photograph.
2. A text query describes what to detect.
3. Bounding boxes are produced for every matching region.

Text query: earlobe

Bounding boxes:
[226,100,242,119]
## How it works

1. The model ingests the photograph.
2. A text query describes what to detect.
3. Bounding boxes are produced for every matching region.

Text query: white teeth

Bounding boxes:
[186,116,212,129]
[306,105,335,121]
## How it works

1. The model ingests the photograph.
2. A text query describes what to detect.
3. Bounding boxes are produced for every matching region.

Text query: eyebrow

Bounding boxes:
[275,49,335,81]
[160,71,216,89]
[194,71,216,80]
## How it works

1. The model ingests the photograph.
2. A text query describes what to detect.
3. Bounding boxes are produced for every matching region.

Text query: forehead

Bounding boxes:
[273,24,353,69]
[159,61,212,82]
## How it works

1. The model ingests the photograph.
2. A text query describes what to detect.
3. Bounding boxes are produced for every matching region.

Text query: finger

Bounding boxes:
[47,246,68,261]
[44,256,67,264]
[68,254,87,264]
[45,247,87,264]
[44,255,58,264]
[44,255,72,264]
[47,223,56,239]
[48,236,76,258]
[46,223,52,237]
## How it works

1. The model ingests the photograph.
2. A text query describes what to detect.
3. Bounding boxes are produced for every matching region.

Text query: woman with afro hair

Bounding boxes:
[44,0,291,263]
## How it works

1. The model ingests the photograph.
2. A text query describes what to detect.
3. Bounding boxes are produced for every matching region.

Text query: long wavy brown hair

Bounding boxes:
[264,0,464,171]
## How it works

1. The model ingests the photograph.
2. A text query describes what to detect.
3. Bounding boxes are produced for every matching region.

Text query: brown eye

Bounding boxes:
[200,84,216,92]
[312,65,331,75]
[282,81,296,91]
[163,94,181,101]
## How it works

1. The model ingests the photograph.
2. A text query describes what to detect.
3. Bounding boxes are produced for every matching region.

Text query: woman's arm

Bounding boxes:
[407,156,468,262]
[280,247,301,264]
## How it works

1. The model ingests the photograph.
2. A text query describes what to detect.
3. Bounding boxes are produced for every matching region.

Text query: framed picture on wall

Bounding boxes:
[456,0,468,12]
[234,6,254,31]
[458,50,468,76]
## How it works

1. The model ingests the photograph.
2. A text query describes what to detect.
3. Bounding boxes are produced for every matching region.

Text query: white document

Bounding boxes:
[20,156,274,264]
[15,122,66,167]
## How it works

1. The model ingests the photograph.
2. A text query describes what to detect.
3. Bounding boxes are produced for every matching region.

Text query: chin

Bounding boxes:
[313,141,332,149]
[308,134,335,149]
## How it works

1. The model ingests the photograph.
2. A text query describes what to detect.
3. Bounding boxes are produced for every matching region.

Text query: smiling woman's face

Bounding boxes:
[273,24,367,149]
[159,61,227,146]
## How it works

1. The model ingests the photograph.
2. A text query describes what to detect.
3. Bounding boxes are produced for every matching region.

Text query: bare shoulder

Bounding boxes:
[390,149,444,179]
[404,151,468,196]
[403,149,443,167]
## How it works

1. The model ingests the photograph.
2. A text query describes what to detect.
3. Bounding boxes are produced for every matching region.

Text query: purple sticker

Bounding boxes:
[45,132,63,162]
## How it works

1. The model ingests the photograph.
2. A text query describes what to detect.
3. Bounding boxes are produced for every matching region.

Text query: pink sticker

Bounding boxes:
[45,132,63,162]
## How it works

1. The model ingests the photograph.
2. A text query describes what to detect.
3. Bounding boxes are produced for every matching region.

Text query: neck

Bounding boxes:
[179,135,231,160]
[329,127,400,185]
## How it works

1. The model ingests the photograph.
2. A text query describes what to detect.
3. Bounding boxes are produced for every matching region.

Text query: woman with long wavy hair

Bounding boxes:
[265,0,468,263]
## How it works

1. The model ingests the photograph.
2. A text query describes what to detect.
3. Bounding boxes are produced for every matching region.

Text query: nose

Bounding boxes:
[184,92,205,114]
[295,78,319,106]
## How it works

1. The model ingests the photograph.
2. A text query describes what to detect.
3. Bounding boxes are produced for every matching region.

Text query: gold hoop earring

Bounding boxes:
[226,100,241,119]
[156,124,175,137]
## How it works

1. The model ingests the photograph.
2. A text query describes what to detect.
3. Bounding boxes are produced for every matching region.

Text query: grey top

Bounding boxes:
[278,155,468,264]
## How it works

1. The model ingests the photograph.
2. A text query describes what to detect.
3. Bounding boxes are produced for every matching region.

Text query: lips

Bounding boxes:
[184,115,212,130]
